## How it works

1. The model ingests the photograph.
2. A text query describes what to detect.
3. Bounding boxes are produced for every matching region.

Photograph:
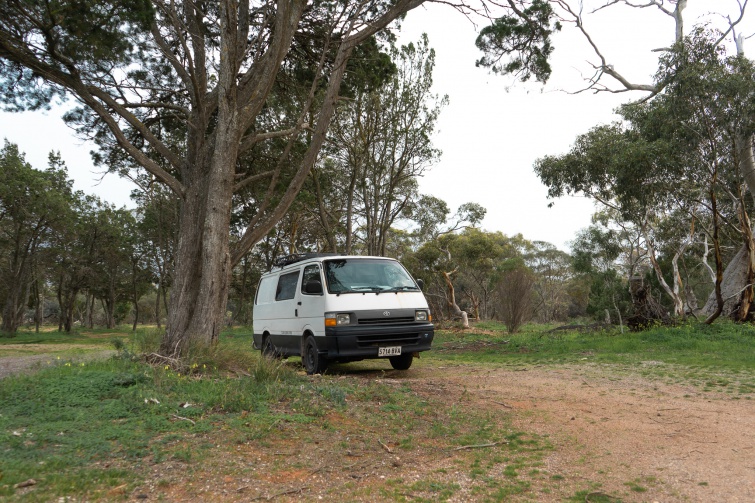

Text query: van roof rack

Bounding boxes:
[272,253,338,269]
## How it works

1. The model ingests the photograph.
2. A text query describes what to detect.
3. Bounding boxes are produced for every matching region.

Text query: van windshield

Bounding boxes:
[323,259,419,294]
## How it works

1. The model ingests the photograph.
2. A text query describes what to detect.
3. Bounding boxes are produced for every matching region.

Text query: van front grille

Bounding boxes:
[357,316,415,325]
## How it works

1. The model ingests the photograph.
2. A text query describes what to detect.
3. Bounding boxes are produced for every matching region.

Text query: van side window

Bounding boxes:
[301,265,322,295]
[255,276,277,305]
[275,271,300,301]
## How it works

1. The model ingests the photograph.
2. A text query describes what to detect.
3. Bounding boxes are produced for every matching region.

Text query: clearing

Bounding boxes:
[2,353,753,501]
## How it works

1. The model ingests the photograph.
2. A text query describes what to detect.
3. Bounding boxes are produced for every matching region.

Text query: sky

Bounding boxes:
[0,1,751,251]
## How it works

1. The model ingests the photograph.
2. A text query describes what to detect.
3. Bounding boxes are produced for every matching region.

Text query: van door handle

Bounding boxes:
[295,309,298,317]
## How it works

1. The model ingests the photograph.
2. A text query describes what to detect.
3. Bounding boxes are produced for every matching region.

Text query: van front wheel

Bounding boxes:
[389,354,413,370]
[302,337,328,375]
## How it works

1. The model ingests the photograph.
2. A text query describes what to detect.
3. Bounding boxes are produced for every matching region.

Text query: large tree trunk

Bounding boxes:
[161,155,234,357]
[62,289,78,333]
[1,280,25,333]
[702,245,749,317]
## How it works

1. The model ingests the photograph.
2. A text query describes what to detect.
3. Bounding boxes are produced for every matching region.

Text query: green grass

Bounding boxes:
[430,320,755,370]
[0,325,133,345]
[428,320,755,397]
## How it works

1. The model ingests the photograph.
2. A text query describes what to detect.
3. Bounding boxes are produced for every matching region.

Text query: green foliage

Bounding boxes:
[535,28,755,321]
[0,142,75,332]
[570,223,632,322]
[475,0,561,82]
[312,34,448,256]
[0,0,154,111]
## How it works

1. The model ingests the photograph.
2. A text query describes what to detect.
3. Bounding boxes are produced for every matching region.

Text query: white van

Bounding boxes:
[253,253,434,374]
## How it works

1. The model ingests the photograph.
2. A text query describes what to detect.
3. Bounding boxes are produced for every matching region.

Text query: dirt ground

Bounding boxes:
[2,354,754,501]
[430,363,755,502]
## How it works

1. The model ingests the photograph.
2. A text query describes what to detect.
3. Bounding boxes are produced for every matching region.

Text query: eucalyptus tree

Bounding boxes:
[316,35,446,256]
[133,183,178,328]
[650,30,755,320]
[522,241,573,322]
[88,205,140,329]
[570,220,636,326]
[535,29,755,321]
[477,1,754,321]
[0,144,74,333]
[407,200,486,326]
[0,0,440,356]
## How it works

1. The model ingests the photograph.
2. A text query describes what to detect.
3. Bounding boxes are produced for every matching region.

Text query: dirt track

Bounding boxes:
[427,363,755,502]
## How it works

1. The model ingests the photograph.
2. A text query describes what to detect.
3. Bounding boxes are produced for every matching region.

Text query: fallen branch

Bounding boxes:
[251,486,309,501]
[453,441,507,451]
[492,400,513,409]
[145,352,182,368]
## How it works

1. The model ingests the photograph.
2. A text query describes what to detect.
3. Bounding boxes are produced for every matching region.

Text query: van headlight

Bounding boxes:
[415,310,430,322]
[325,313,351,326]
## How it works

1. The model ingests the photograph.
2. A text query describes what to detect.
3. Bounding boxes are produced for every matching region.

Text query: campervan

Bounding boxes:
[253,254,434,374]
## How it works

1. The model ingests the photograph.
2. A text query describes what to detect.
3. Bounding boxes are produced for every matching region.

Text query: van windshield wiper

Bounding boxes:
[334,286,383,295]
[351,286,384,292]
[381,285,419,293]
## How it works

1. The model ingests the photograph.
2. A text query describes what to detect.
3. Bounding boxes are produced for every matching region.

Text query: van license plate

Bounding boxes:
[378,346,401,357]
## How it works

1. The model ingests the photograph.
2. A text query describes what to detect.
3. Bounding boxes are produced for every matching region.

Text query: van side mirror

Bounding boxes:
[304,280,323,295]
[416,278,424,291]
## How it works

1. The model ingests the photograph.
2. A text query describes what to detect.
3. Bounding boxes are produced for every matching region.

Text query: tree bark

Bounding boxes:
[154,283,161,328]
[704,188,725,324]
[161,146,235,356]
[442,268,469,328]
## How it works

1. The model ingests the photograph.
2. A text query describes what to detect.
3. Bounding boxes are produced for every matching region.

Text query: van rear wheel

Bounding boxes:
[389,354,413,370]
[303,336,328,375]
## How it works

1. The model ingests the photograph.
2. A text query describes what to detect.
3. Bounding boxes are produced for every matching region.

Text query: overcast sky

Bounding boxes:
[0,1,751,251]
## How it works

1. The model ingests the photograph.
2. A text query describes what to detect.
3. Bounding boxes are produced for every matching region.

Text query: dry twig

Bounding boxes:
[378,439,393,453]
[172,414,196,425]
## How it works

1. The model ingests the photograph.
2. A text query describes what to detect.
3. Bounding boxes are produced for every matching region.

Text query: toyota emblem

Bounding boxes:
[383,311,390,316]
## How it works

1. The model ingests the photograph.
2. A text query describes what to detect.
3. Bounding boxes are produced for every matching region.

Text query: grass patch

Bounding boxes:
[432,320,755,368]
[429,320,755,393]
[0,332,304,501]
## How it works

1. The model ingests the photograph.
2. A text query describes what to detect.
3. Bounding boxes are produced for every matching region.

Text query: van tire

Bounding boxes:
[302,336,328,375]
[389,354,413,370]
[262,336,279,359]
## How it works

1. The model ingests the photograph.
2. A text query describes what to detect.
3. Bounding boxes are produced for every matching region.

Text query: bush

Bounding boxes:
[497,267,535,334]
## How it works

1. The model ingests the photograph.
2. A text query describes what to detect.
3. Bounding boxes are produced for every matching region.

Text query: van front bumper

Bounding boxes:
[321,323,434,359]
